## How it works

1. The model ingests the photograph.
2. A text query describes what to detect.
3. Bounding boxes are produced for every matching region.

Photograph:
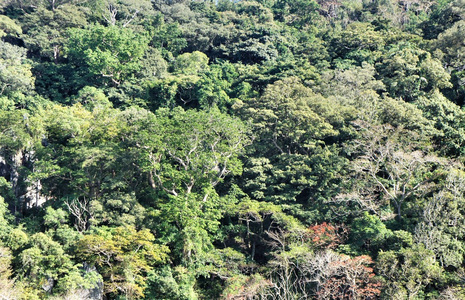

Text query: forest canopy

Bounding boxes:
[2,0,465,299]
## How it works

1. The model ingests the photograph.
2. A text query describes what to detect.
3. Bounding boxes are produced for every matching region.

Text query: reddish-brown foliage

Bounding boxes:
[307,222,349,249]
[317,255,381,300]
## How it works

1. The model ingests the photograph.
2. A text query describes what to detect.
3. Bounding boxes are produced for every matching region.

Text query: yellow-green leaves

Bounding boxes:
[76,226,169,299]
[0,15,21,38]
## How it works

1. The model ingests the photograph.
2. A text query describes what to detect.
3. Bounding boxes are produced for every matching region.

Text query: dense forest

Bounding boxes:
[3,0,465,299]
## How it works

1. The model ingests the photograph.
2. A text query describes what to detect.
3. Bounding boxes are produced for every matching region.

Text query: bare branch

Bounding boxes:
[65,198,90,233]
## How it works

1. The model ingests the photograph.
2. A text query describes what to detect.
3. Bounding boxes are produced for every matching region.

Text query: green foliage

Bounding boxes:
[222,273,270,299]
[0,14,21,37]
[145,265,199,300]
[0,196,13,241]
[151,18,187,56]
[235,77,353,223]
[414,167,465,269]
[71,86,112,109]
[124,107,250,272]
[0,109,41,158]
[20,4,88,61]
[144,75,200,110]
[1,1,465,298]
[0,41,35,104]
[17,232,92,295]
[416,90,465,156]
[236,77,350,155]
[33,61,91,103]
[273,0,320,28]
[0,246,21,299]
[329,22,385,66]
[36,103,133,202]
[173,51,209,75]
[377,245,443,299]
[377,42,452,101]
[132,107,250,198]
[66,24,149,85]
[195,61,239,111]
[6,227,29,252]
[90,192,146,227]
[43,206,68,229]
[348,212,394,254]
[76,226,169,299]
[343,120,442,222]
[137,47,168,79]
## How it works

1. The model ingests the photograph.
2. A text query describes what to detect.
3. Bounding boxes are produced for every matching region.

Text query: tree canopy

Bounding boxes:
[2,0,465,299]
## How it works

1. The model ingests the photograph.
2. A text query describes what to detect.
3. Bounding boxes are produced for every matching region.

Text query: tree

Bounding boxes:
[172,51,209,75]
[415,90,465,156]
[0,15,22,38]
[76,226,169,299]
[0,41,35,102]
[145,265,203,300]
[435,20,465,70]
[235,77,353,222]
[1,1,89,13]
[377,244,443,299]
[121,107,250,272]
[150,17,187,56]
[236,77,351,157]
[0,109,46,213]
[0,197,16,297]
[262,248,381,299]
[90,192,146,227]
[136,47,168,80]
[98,0,155,28]
[377,42,452,101]
[414,167,465,268]
[0,196,12,238]
[66,24,149,86]
[433,19,465,104]
[144,74,201,110]
[20,4,88,61]
[231,198,303,261]
[35,101,140,218]
[18,232,95,295]
[41,0,85,11]
[347,211,394,254]
[329,22,385,66]
[341,120,442,221]
[195,61,239,111]
[273,0,320,28]
[313,254,381,300]
[131,107,250,199]
[0,246,21,299]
